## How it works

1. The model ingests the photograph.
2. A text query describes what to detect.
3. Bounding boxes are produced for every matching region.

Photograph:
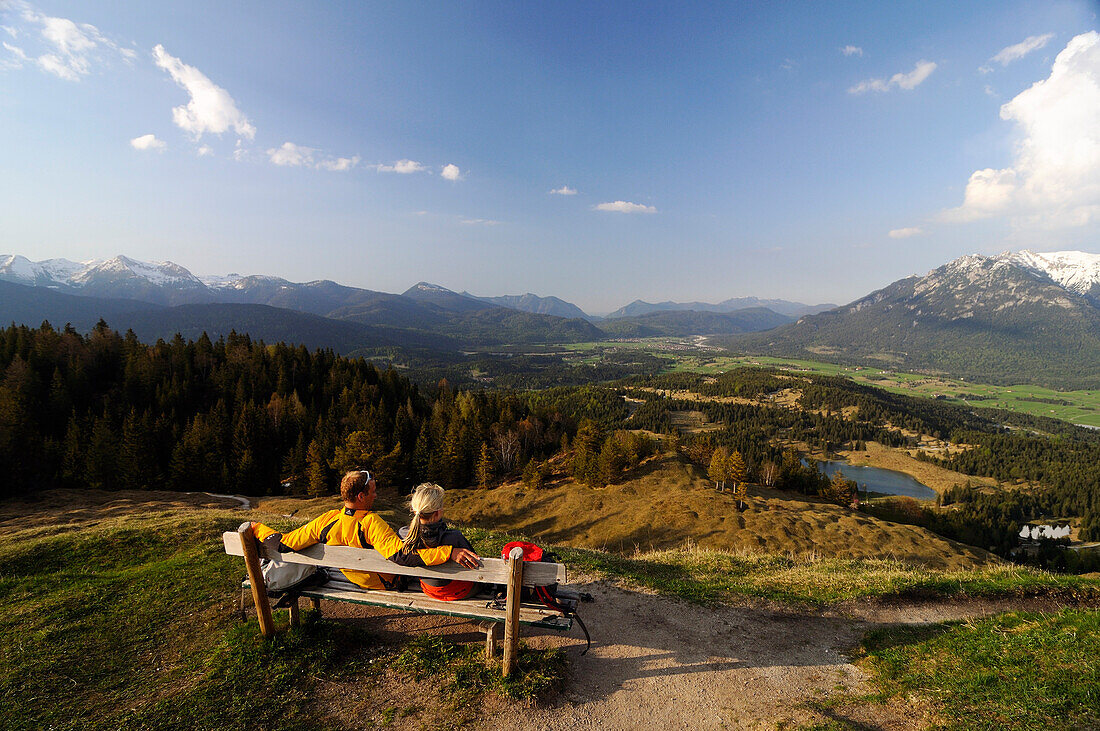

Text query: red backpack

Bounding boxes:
[501,541,591,653]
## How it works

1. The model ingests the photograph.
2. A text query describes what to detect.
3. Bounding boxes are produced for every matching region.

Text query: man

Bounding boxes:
[251,469,480,590]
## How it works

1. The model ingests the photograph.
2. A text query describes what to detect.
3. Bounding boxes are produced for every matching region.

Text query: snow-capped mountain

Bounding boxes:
[0,255,93,288]
[997,250,1100,303]
[736,250,1100,389]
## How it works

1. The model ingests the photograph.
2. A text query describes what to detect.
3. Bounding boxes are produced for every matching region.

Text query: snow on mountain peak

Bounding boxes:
[998,250,1100,295]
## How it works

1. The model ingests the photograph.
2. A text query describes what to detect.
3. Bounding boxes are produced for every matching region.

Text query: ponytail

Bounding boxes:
[400,483,445,554]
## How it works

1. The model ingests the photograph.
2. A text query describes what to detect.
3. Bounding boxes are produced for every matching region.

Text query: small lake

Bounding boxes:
[809,460,937,500]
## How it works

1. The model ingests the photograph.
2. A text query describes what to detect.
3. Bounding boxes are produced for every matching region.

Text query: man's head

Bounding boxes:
[340,470,376,509]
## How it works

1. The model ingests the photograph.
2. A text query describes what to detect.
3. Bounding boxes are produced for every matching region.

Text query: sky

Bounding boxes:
[1,1,1099,314]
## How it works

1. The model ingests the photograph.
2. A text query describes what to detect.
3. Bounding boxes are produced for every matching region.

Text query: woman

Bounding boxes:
[391,482,484,600]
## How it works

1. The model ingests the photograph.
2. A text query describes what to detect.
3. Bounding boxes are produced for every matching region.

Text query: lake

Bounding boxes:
[810,459,937,500]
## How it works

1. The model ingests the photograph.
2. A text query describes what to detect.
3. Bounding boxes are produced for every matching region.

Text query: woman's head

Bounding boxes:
[401,483,446,553]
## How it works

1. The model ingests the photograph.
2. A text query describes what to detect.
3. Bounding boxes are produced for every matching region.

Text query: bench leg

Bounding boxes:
[481,621,502,659]
[310,597,321,614]
[289,596,301,628]
[239,587,248,622]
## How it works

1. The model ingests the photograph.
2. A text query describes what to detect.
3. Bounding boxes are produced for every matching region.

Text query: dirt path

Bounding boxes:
[477,581,1084,731]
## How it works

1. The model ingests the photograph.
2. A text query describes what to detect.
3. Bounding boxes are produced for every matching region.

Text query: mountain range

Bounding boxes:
[726,250,1100,389]
[0,254,798,349]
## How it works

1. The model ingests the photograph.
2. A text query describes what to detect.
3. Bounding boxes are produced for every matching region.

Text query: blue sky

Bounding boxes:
[2,1,1098,313]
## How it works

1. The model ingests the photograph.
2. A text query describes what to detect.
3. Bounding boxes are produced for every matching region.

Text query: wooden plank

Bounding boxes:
[502,546,524,677]
[287,586,571,629]
[222,531,566,585]
[237,525,275,639]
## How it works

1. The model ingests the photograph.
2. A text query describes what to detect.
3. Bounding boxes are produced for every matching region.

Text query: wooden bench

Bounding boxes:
[223,525,575,675]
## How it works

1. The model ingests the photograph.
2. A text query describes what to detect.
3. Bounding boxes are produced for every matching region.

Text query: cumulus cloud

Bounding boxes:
[197,145,213,157]
[318,156,360,172]
[130,133,165,151]
[267,141,314,167]
[441,163,461,181]
[943,32,1100,229]
[849,60,936,94]
[550,185,577,195]
[267,141,359,171]
[841,45,863,57]
[888,226,924,239]
[991,33,1054,67]
[153,44,255,141]
[594,200,657,214]
[374,159,426,173]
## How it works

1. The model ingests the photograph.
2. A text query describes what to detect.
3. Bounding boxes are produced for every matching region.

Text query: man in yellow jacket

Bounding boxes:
[251,470,480,590]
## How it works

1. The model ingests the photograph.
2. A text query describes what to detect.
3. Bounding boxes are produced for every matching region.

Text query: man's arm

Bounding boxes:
[251,511,335,552]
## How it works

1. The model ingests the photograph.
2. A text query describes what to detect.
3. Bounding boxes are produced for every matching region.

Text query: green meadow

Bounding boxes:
[562,339,1100,427]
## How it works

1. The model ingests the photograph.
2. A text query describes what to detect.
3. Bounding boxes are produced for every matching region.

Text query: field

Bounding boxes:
[561,338,1100,427]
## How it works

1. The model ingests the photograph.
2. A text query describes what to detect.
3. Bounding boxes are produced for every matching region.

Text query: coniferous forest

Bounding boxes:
[2,321,1098,558]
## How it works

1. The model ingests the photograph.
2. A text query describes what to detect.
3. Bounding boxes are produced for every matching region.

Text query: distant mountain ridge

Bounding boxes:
[607,296,835,319]
[727,250,1100,389]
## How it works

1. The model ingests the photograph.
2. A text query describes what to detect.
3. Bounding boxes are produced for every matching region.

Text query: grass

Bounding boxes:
[856,609,1100,730]
[459,527,1100,606]
[394,634,566,703]
[0,508,567,730]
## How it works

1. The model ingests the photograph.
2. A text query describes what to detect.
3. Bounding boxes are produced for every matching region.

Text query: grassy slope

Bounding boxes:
[0,496,561,730]
[447,454,999,571]
[852,610,1100,730]
[2,488,1098,729]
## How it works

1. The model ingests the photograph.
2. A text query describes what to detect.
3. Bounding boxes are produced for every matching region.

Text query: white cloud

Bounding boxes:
[550,185,577,195]
[1,40,28,69]
[849,60,936,94]
[374,159,426,174]
[888,226,924,239]
[268,141,359,171]
[594,200,657,214]
[780,58,798,72]
[153,44,255,141]
[130,133,165,151]
[10,5,132,81]
[991,33,1054,67]
[984,84,997,97]
[267,141,314,167]
[441,163,461,181]
[943,32,1100,229]
[317,156,360,172]
[459,218,500,226]
[841,45,863,57]
[197,145,213,157]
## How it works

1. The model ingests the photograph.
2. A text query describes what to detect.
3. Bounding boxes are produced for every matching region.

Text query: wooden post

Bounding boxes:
[238,523,275,639]
[480,621,502,659]
[288,596,301,628]
[310,597,321,612]
[502,546,524,677]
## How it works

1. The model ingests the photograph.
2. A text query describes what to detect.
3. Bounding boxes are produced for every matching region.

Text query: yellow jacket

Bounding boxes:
[253,508,452,590]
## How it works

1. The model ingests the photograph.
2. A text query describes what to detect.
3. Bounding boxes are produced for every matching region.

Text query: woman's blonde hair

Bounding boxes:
[400,482,446,554]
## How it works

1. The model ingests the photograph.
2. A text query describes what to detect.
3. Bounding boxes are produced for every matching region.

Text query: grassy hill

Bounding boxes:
[447,453,998,571]
[1,487,1097,729]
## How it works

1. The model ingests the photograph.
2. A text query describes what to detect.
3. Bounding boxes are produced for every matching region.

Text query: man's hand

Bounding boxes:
[452,547,481,569]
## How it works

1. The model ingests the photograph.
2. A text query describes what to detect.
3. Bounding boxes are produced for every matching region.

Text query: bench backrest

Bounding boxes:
[222,531,566,587]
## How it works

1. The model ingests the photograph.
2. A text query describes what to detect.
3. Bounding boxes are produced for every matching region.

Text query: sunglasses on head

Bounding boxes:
[359,470,372,482]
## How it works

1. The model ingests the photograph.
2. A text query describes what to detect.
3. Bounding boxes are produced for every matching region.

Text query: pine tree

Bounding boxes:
[476,442,494,489]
